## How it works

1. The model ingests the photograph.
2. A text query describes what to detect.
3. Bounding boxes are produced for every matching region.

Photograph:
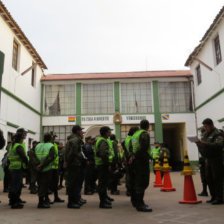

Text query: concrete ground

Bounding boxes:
[0,172,223,224]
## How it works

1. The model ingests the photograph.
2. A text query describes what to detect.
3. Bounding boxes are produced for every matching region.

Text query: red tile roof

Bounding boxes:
[41,70,192,81]
[0,1,47,69]
[185,6,224,66]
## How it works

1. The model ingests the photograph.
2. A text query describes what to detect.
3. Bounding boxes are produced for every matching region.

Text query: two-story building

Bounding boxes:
[185,6,224,130]
[41,71,198,170]
[0,1,46,153]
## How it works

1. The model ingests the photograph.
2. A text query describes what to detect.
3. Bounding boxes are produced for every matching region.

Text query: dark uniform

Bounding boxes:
[64,133,83,208]
[8,142,28,209]
[83,141,96,194]
[0,129,6,149]
[28,145,39,194]
[35,142,55,208]
[131,129,151,212]
[109,139,120,194]
[198,128,224,204]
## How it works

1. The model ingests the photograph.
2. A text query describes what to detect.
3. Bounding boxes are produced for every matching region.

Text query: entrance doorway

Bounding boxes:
[84,125,104,139]
[162,123,186,171]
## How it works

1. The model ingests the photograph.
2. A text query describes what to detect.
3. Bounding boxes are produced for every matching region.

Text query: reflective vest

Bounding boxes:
[132,129,151,155]
[152,147,160,159]
[124,136,132,153]
[35,143,54,172]
[8,143,23,170]
[94,137,113,166]
[52,143,59,169]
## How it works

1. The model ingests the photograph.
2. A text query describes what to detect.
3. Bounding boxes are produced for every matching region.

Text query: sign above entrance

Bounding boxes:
[81,115,113,125]
[122,114,154,124]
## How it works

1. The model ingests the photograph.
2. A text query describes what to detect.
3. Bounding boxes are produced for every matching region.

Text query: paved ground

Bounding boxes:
[0,172,223,224]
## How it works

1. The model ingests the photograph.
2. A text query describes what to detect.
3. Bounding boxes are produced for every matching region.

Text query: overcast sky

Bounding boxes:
[2,0,224,74]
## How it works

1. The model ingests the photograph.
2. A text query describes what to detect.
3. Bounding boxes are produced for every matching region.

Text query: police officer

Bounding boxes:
[197,128,208,196]
[122,126,139,197]
[95,126,114,209]
[64,125,84,209]
[196,118,224,205]
[84,136,95,195]
[130,120,152,212]
[109,134,120,195]
[28,141,39,194]
[8,132,28,209]
[50,133,64,203]
[35,133,55,208]
[152,142,160,173]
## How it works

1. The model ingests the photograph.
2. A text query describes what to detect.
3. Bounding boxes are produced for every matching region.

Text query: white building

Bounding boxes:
[41,71,198,170]
[0,1,46,156]
[185,6,224,130]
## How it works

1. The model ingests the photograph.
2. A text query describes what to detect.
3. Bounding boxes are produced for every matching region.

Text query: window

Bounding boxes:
[44,84,76,115]
[31,62,36,87]
[121,124,155,146]
[43,126,73,146]
[214,35,222,65]
[12,40,19,70]
[82,83,114,114]
[196,65,202,85]
[158,82,193,113]
[120,83,152,113]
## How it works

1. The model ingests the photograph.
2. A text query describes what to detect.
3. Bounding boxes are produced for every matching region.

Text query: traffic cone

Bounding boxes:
[179,150,202,204]
[153,156,163,187]
[160,152,176,192]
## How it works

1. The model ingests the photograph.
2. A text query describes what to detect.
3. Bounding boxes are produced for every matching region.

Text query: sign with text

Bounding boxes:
[81,115,113,125]
[122,114,154,124]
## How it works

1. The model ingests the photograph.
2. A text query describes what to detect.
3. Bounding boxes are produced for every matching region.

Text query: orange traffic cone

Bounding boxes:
[179,150,202,204]
[153,156,163,187]
[160,152,176,192]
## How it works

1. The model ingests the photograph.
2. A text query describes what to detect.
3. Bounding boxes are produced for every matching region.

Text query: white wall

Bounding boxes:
[190,19,224,129]
[0,15,43,157]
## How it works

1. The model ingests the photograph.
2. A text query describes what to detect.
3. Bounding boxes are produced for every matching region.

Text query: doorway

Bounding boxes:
[162,123,186,171]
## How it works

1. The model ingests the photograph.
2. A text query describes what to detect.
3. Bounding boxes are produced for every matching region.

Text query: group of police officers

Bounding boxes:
[0,117,223,211]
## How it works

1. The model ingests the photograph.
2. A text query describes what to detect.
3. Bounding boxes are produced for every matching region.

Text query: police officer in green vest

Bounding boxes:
[95,126,114,209]
[196,118,224,205]
[35,133,55,208]
[49,132,64,203]
[122,126,139,197]
[109,134,120,195]
[152,142,160,173]
[130,120,152,212]
[8,132,28,209]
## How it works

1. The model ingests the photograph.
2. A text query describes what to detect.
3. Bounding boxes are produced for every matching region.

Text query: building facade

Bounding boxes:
[41,71,198,169]
[0,1,46,158]
[186,6,224,130]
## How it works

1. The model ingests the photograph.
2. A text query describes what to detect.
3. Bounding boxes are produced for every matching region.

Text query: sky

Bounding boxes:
[2,0,224,74]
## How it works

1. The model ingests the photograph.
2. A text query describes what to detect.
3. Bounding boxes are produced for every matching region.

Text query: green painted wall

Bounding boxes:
[76,83,82,125]
[114,82,121,140]
[152,81,163,143]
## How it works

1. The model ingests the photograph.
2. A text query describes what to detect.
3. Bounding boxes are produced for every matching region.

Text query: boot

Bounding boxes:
[136,193,152,212]
[99,194,112,209]
[11,193,24,209]
[67,196,80,209]
[54,191,65,203]
[38,196,50,209]
[198,184,208,196]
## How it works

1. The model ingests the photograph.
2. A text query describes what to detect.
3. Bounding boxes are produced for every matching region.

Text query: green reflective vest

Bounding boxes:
[94,137,113,166]
[125,136,132,153]
[152,147,160,159]
[132,129,151,155]
[52,143,59,169]
[8,143,23,170]
[35,143,54,172]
